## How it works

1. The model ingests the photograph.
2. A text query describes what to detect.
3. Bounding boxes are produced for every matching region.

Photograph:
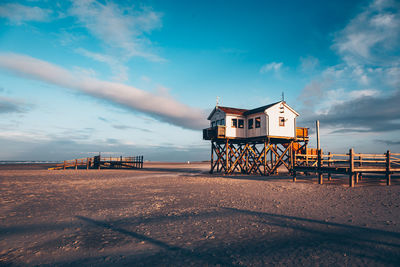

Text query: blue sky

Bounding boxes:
[0,0,399,161]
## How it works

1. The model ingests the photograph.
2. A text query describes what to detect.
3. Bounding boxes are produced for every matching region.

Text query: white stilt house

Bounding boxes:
[203,101,309,176]
[204,101,303,140]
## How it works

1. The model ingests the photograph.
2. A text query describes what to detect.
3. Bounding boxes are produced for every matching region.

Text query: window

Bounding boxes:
[220,119,225,126]
[255,117,261,128]
[238,119,244,128]
[211,121,215,127]
[248,118,253,129]
[232,118,237,128]
[279,117,285,126]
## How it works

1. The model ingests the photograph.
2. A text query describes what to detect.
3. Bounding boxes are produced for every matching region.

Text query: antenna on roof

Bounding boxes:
[282,92,285,102]
[216,96,220,107]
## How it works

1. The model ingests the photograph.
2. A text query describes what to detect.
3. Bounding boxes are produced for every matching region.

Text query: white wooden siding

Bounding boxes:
[208,101,298,139]
[226,115,246,138]
[265,103,296,138]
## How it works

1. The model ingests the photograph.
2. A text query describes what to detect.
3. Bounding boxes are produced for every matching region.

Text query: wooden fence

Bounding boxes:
[292,149,400,187]
[48,155,144,170]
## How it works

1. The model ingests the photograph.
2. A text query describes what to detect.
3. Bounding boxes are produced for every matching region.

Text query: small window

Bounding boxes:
[248,118,253,129]
[255,117,261,128]
[279,117,285,126]
[221,119,225,126]
[211,121,215,127]
[238,119,244,128]
[232,118,237,128]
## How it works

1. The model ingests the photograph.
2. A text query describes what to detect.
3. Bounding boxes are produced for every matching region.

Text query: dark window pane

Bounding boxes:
[248,118,253,129]
[238,119,244,128]
[232,119,237,128]
[255,117,261,128]
[279,117,285,126]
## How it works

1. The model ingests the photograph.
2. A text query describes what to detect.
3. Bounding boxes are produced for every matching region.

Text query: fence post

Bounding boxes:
[359,155,363,180]
[318,149,323,184]
[328,152,332,181]
[292,150,296,182]
[86,158,89,170]
[386,150,391,186]
[75,159,77,170]
[141,156,143,168]
[349,148,354,187]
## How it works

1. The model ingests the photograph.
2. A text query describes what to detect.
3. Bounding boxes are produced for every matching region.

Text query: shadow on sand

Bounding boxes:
[53,209,400,266]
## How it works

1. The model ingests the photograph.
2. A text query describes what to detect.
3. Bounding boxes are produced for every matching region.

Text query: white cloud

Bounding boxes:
[333,0,400,66]
[300,56,319,72]
[300,0,400,120]
[0,53,207,130]
[75,48,128,81]
[0,3,52,24]
[69,0,164,62]
[260,62,283,73]
[348,89,380,99]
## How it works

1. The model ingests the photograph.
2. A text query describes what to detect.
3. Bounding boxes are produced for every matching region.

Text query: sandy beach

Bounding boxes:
[0,162,399,266]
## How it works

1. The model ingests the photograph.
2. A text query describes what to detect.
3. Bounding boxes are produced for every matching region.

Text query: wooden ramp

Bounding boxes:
[48,155,144,170]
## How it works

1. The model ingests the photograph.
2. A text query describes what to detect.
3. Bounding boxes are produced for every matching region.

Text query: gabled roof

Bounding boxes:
[207,101,299,120]
[243,101,280,116]
[207,106,248,120]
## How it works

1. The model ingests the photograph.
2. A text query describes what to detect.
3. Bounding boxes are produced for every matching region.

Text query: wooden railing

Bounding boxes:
[296,127,309,139]
[293,149,400,187]
[203,126,226,140]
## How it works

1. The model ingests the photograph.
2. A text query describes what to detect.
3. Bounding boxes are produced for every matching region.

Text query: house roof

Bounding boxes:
[243,101,280,116]
[207,101,299,120]
[207,106,248,120]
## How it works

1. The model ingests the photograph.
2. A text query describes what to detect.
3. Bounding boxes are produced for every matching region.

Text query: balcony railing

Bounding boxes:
[203,126,226,140]
[296,127,309,139]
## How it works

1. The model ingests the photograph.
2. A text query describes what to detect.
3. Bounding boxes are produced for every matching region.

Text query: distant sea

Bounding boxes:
[0,161,61,164]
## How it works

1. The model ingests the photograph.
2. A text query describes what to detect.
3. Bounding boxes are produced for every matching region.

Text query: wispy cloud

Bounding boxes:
[0,53,207,130]
[0,96,30,113]
[0,3,52,25]
[75,48,128,81]
[69,0,164,62]
[260,62,283,74]
[300,56,319,73]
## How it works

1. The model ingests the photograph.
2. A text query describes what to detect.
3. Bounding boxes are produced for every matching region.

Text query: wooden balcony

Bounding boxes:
[203,126,226,140]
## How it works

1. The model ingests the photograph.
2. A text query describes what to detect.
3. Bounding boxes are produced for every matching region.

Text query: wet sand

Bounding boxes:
[0,162,399,266]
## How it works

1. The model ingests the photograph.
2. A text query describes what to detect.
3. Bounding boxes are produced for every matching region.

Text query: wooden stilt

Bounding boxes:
[210,142,214,173]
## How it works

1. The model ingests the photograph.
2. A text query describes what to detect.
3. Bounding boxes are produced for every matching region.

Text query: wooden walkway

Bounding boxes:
[48,155,144,170]
[292,149,400,187]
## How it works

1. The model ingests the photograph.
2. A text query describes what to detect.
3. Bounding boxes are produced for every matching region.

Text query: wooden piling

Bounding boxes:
[349,148,354,187]
[386,150,391,186]
[318,149,323,184]
[328,152,332,181]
